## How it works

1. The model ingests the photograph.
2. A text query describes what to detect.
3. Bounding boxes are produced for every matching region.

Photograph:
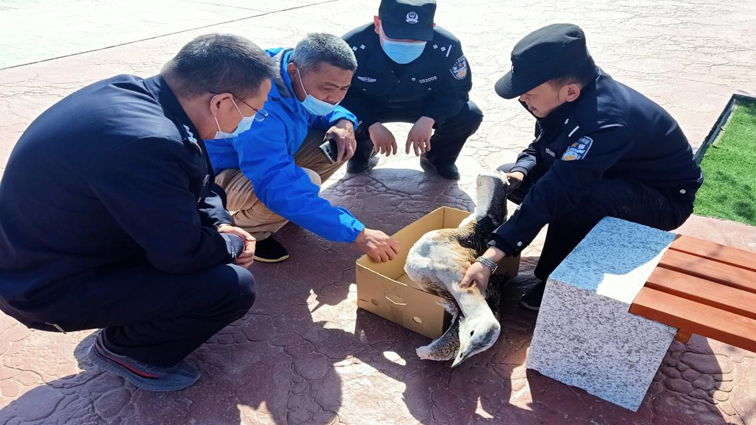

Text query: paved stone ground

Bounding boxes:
[1,0,756,423]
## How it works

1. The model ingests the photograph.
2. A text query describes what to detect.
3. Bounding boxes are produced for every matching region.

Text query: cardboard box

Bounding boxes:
[356,207,520,339]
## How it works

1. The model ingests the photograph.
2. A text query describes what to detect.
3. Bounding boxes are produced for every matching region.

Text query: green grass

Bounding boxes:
[694,99,756,226]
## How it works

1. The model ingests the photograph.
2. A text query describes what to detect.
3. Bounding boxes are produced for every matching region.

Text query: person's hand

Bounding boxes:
[405,116,435,156]
[505,171,525,192]
[218,224,256,268]
[369,122,397,157]
[460,247,505,293]
[354,228,400,262]
[460,261,492,293]
[327,119,356,162]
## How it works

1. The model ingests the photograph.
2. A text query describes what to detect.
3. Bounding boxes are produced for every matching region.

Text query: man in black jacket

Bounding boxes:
[341,0,482,180]
[461,24,703,310]
[0,34,276,391]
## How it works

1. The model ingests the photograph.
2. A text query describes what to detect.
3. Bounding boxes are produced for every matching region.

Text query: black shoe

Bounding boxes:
[254,237,289,263]
[347,155,370,174]
[520,280,546,311]
[420,156,460,180]
[88,331,200,392]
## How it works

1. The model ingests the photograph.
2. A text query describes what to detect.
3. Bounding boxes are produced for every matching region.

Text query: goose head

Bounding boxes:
[451,314,501,368]
[472,171,509,227]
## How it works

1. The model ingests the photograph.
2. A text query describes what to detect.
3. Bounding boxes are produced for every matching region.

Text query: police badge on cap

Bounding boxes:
[379,0,436,41]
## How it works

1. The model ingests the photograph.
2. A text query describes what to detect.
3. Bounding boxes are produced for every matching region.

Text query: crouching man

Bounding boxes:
[206,33,399,263]
[0,34,275,391]
[461,24,703,310]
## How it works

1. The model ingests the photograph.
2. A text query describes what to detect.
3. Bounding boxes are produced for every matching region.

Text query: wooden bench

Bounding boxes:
[630,234,756,352]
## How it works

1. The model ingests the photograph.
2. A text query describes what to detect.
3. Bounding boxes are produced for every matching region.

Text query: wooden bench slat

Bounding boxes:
[645,267,756,320]
[657,249,756,295]
[630,287,756,353]
[670,235,756,273]
[674,330,692,344]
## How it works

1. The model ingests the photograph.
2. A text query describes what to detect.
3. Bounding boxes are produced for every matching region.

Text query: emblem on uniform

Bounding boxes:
[406,11,419,24]
[357,76,377,83]
[561,136,593,161]
[450,55,468,80]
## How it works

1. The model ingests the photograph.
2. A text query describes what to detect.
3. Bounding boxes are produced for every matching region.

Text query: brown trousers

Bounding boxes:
[215,130,345,240]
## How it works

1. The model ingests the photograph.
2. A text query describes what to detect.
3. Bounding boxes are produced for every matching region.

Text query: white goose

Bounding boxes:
[405,172,510,367]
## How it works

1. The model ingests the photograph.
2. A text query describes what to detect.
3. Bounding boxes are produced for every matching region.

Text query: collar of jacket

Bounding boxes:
[533,68,604,138]
[536,95,577,129]
[143,75,201,141]
[270,48,307,116]
[557,68,626,141]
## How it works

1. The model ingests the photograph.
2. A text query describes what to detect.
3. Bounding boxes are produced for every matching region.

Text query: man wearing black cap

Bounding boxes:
[460,23,703,310]
[340,0,482,180]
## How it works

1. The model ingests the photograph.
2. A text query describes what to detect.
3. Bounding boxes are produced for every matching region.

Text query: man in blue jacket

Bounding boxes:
[207,33,399,263]
[461,24,703,310]
[0,34,274,391]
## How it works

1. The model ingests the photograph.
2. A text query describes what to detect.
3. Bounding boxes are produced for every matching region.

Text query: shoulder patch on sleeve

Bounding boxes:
[561,136,593,161]
[450,55,468,80]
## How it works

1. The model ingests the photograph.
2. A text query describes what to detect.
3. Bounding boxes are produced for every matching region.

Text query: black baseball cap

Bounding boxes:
[379,0,436,42]
[495,23,598,99]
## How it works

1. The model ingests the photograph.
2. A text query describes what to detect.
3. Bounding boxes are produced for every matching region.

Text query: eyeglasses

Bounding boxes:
[211,92,268,122]
[234,96,268,122]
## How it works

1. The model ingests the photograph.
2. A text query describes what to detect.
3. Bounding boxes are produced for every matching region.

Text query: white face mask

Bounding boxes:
[213,97,256,139]
[297,68,338,116]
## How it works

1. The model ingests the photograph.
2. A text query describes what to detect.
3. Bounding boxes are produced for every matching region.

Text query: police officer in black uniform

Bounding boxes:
[341,0,482,180]
[0,34,276,391]
[461,24,704,310]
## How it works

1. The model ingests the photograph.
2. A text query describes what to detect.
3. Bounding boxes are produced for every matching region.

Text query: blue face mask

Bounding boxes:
[213,97,256,139]
[381,38,427,64]
[297,69,338,116]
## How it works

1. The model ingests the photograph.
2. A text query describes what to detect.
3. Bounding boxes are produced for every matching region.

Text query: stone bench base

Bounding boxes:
[526,217,677,411]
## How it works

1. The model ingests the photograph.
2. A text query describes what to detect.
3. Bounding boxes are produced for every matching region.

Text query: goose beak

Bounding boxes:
[451,353,467,368]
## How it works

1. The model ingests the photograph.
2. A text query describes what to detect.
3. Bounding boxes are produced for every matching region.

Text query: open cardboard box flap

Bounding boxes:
[356,207,520,339]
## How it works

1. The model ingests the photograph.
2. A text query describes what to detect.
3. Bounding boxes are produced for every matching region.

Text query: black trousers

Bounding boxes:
[352,100,483,166]
[21,262,255,367]
[499,163,695,281]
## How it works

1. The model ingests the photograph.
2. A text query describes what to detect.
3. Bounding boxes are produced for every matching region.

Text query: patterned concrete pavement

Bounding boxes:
[1,0,755,423]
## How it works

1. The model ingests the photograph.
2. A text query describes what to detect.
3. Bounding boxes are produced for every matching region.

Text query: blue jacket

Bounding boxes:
[206,48,365,243]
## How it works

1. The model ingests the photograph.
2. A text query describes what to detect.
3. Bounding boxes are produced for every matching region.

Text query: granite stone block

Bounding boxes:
[527,217,678,411]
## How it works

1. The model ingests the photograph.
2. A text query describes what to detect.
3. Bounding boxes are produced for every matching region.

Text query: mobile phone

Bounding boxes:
[319,138,339,164]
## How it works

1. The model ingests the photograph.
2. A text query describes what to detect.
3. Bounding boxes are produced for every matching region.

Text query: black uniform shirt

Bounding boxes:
[0,75,243,320]
[490,68,704,256]
[341,23,473,127]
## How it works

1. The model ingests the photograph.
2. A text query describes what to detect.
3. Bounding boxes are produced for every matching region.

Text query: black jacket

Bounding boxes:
[341,23,472,127]
[490,68,704,256]
[0,75,242,320]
